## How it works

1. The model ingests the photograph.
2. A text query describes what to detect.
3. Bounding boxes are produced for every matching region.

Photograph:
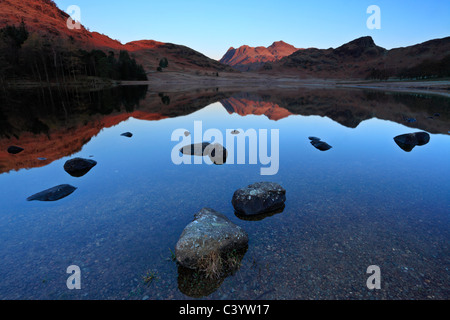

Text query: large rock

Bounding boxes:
[64,158,97,177]
[180,142,228,165]
[394,132,430,152]
[175,208,248,271]
[27,184,77,201]
[232,182,286,216]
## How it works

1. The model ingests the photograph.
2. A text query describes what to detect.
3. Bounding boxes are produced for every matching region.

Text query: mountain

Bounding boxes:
[0,0,234,74]
[262,36,450,79]
[220,41,300,71]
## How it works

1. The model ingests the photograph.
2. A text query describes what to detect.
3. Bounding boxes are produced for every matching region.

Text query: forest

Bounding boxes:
[0,22,148,84]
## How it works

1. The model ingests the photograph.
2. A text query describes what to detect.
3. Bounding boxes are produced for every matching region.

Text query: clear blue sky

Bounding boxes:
[54,0,450,60]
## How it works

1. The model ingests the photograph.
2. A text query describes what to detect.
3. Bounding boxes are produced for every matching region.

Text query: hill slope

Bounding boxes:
[0,0,234,74]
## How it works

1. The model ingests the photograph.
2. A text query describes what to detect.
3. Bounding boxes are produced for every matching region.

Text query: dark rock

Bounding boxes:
[64,158,97,177]
[121,132,133,138]
[175,208,248,271]
[180,142,228,164]
[204,143,228,165]
[232,182,286,216]
[7,146,24,154]
[27,184,77,201]
[394,132,430,152]
[308,136,321,141]
[180,142,211,156]
[311,140,332,151]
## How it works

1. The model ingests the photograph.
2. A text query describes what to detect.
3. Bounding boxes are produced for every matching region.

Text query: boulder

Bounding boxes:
[27,184,77,201]
[232,182,286,216]
[64,158,97,177]
[175,208,248,272]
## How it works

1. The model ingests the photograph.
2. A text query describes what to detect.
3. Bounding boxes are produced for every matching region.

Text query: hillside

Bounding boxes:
[0,0,234,74]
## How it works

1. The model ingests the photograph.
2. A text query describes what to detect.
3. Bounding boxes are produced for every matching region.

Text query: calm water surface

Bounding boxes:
[0,87,448,299]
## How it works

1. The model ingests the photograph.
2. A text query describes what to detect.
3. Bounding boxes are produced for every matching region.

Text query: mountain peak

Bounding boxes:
[220,41,299,71]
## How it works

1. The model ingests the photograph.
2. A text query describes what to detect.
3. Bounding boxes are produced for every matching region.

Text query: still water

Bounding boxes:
[0,86,448,299]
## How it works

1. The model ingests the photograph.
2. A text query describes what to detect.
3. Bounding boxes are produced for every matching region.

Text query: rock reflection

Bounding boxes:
[235,205,285,221]
[394,132,430,152]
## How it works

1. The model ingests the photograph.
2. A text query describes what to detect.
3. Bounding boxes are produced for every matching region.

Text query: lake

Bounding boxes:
[0,86,449,299]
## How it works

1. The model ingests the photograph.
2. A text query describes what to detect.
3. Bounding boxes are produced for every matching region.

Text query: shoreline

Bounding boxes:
[3,73,450,97]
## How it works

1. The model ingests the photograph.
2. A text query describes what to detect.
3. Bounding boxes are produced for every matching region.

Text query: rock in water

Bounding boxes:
[27,184,77,201]
[7,146,24,154]
[121,132,133,138]
[394,132,430,152]
[232,182,286,216]
[310,140,332,151]
[180,142,211,156]
[175,208,248,271]
[308,136,321,141]
[64,158,97,177]
[204,143,228,165]
[180,142,228,164]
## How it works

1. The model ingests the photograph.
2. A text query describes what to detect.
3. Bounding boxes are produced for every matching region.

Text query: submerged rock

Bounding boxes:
[175,208,248,272]
[7,146,24,154]
[121,132,133,138]
[308,136,321,141]
[232,182,286,216]
[27,184,77,201]
[64,158,97,177]
[310,140,332,151]
[394,132,430,152]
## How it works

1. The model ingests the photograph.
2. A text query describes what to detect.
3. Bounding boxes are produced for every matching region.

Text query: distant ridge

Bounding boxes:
[220,41,300,71]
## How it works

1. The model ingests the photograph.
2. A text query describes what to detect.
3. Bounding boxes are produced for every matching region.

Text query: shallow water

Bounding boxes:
[0,87,449,300]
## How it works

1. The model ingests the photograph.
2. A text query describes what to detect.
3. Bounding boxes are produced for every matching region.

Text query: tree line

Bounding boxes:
[0,22,147,84]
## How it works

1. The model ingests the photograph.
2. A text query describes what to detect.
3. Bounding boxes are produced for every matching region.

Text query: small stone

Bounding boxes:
[121,132,133,138]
